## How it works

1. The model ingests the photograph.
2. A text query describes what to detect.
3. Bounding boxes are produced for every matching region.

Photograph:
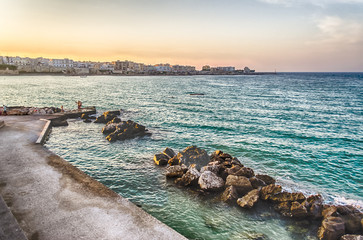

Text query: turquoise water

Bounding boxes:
[1,73,362,239]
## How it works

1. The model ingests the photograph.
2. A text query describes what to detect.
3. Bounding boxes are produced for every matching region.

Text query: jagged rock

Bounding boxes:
[237,189,260,209]
[154,153,169,166]
[176,146,209,170]
[108,117,121,124]
[233,167,255,178]
[200,164,220,174]
[260,184,282,201]
[269,192,306,203]
[225,175,253,196]
[249,177,267,189]
[323,205,339,218]
[198,171,224,191]
[102,123,119,135]
[175,165,201,187]
[340,235,363,240]
[290,201,309,218]
[318,216,345,240]
[166,165,188,178]
[105,120,150,142]
[275,201,292,217]
[221,186,239,203]
[163,148,176,159]
[225,165,242,175]
[337,206,363,234]
[256,174,276,185]
[305,195,324,219]
[94,111,119,123]
[168,155,180,166]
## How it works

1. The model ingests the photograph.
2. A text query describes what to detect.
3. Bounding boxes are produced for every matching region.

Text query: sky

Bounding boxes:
[0,0,362,71]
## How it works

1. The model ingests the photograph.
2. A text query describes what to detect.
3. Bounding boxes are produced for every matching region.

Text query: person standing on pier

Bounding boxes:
[76,101,82,111]
[2,105,7,115]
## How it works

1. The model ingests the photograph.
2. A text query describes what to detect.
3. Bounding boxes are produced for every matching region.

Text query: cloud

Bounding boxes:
[308,16,363,47]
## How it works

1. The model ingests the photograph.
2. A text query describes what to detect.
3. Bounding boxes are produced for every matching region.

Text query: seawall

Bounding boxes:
[0,115,186,240]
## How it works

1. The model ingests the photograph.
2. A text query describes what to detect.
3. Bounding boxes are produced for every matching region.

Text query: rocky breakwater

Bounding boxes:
[1,106,62,115]
[93,110,151,142]
[154,146,363,240]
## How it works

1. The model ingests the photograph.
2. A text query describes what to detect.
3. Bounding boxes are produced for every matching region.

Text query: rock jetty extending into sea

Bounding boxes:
[154,146,363,240]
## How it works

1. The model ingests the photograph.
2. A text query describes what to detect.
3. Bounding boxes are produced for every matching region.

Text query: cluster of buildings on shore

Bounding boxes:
[0,56,255,75]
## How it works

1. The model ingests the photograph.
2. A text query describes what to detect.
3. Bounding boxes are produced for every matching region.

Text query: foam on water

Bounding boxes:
[1,73,362,239]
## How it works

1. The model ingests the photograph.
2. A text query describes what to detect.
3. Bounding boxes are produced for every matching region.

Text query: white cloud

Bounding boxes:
[308,16,363,46]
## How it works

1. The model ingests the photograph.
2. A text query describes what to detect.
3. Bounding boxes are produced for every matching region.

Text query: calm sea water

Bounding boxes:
[1,73,362,239]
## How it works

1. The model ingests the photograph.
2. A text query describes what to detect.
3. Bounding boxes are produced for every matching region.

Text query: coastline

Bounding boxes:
[0,114,186,240]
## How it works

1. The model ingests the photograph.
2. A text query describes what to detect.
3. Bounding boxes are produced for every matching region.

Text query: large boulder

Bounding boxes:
[318,216,346,240]
[290,201,309,218]
[233,167,255,178]
[198,171,224,191]
[175,165,201,187]
[237,189,260,209]
[255,174,276,185]
[225,175,253,196]
[176,146,210,170]
[260,184,282,201]
[102,123,119,135]
[105,120,150,142]
[163,147,176,159]
[221,186,239,203]
[249,177,267,189]
[305,195,324,219]
[154,153,169,166]
[166,165,188,178]
[94,111,119,123]
[200,164,221,174]
[269,192,306,203]
[336,206,363,234]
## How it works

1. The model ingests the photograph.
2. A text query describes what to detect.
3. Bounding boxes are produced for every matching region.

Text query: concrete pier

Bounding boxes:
[0,115,186,240]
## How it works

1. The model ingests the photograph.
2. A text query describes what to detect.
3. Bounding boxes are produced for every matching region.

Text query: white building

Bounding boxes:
[50,58,74,68]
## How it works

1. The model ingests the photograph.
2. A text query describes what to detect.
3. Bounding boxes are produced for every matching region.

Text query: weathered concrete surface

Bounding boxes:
[0,115,186,240]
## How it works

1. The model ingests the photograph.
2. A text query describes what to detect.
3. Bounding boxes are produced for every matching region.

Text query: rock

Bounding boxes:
[260,184,282,201]
[107,117,121,124]
[81,113,89,119]
[163,148,176,159]
[52,119,68,127]
[290,201,309,218]
[168,155,180,166]
[94,111,119,124]
[318,216,346,240]
[105,120,150,142]
[323,205,339,218]
[275,202,292,217]
[200,164,220,174]
[233,167,255,178]
[340,235,363,240]
[176,146,210,170]
[224,165,242,175]
[337,206,363,234]
[154,153,169,166]
[249,177,267,189]
[269,192,306,203]
[166,165,188,178]
[237,189,260,209]
[255,174,276,185]
[102,123,119,135]
[83,119,92,123]
[306,195,324,219]
[225,175,253,196]
[175,165,201,187]
[221,186,239,203]
[198,171,224,191]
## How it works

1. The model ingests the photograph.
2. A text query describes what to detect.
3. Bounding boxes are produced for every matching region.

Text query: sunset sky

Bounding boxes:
[1,0,362,71]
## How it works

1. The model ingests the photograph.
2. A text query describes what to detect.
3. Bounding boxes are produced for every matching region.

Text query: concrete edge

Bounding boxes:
[0,195,28,240]
[0,121,4,129]
[35,119,51,144]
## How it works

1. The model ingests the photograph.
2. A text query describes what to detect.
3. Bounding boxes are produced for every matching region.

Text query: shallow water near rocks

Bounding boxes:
[1,73,362,239]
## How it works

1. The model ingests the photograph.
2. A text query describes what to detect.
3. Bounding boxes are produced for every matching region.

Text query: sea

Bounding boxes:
[1,73,362,240]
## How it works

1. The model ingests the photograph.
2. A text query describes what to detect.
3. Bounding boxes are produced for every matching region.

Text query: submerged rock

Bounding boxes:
[198,171,224,191]
[51,119,68,127]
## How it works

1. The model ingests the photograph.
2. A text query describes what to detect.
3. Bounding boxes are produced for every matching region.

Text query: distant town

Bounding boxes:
[0,55,270,76]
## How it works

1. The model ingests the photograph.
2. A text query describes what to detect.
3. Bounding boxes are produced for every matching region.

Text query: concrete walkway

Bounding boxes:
[0,115,186,240]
